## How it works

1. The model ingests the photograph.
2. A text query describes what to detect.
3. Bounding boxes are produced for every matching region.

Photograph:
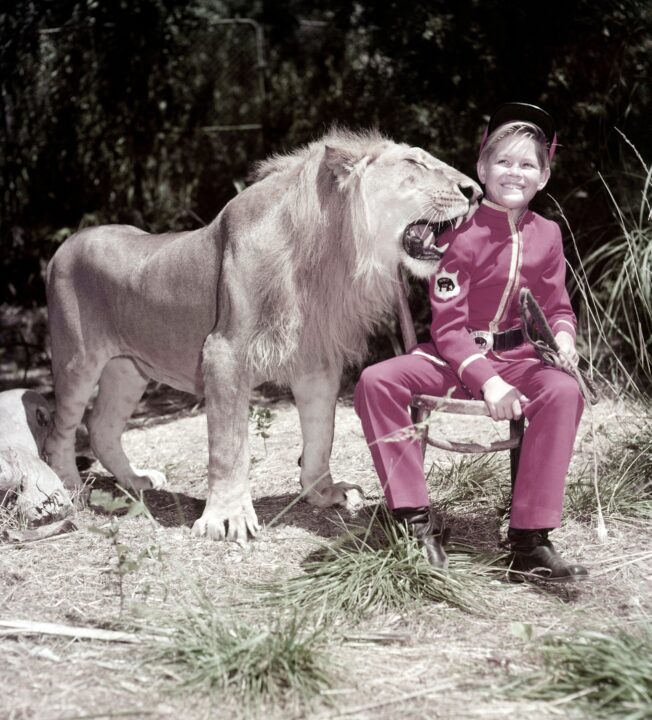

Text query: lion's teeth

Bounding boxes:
[454,216,463,230]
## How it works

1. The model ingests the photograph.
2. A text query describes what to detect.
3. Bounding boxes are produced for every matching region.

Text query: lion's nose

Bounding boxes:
[458,182,482,203]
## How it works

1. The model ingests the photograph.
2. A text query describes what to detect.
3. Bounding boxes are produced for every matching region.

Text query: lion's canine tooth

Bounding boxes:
[454,216,463,230]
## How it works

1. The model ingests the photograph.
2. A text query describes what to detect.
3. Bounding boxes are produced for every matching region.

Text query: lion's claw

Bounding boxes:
[191,516,225,540]
[343,486,364,514]
[191,503,260,543]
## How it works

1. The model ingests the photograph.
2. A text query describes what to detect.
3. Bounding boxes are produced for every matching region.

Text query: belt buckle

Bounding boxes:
[470,330,493,353]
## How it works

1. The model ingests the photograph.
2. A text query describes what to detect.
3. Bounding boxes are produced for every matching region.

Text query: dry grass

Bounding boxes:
[0,389,650,720]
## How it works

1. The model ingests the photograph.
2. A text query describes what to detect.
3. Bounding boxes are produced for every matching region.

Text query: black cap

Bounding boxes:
[487,102,555,145]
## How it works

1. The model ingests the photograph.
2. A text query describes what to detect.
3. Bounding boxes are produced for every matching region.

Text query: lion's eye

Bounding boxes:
[405,158,427,170]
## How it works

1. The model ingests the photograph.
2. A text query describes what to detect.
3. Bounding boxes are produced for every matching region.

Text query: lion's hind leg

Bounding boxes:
[88,357,167,491]
[46,354,105,493]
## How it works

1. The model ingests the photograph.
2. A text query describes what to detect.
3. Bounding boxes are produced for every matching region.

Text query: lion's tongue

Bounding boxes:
[412,222,434,246]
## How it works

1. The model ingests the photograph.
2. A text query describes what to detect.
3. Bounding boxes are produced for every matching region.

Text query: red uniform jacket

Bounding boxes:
[413,199,577,398]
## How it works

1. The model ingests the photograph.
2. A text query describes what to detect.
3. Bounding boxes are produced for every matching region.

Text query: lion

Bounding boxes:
[45,128,481,541]
[0,388,73,524]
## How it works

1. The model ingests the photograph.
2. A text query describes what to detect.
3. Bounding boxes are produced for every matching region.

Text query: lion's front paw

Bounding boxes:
[305,480,365,512]
[118,468,167,492]
[191,502,260,543]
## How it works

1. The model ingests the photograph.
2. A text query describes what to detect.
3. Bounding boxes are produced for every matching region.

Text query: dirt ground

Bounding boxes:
[1,376,650,720]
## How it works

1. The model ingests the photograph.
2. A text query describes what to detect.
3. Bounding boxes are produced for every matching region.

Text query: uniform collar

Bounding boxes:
[478,199,531,228]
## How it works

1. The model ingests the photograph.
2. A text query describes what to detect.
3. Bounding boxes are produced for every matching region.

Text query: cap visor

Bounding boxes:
[488,102,555,144]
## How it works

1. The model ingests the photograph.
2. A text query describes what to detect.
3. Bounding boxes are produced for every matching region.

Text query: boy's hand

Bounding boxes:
[554,330,579,371]
[481,375,529,421]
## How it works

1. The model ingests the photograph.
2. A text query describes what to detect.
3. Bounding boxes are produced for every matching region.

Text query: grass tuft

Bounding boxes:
[261,508,503,619]
[565,140,652,395]
[427,453,510,514]
[153,595,334,709]
[566,416,652,520]
[504,625,652,718]
[0,500,25,534]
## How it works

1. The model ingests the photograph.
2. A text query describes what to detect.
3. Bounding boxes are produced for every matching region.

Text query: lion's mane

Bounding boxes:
[245,128,399,381]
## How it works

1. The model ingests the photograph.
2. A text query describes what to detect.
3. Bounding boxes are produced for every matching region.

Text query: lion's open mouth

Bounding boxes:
[402,217,464,261]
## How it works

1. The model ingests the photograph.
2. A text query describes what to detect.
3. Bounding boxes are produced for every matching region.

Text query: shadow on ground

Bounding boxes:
[85,474,503,546]
[82,475,584,600]
[85,474,353,539]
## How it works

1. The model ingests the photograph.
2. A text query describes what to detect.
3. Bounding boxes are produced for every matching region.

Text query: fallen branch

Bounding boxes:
[0,618,139,643]
[2,517,78,544]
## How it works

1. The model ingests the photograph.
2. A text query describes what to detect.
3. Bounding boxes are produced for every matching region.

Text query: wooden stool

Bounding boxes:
[395,268,525,490]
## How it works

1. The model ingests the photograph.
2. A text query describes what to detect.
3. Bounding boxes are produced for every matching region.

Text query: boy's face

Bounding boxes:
[476,135,550,214]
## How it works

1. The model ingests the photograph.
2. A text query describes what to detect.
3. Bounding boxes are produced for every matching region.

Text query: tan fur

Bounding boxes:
[0,389,73,524]
[45,129,480,541]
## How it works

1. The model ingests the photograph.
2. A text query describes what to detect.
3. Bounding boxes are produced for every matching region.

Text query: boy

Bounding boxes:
[355,103,587,581]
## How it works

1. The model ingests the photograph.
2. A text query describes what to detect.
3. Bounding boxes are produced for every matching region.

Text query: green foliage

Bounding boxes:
[261,509,502,619]
[2,0,652,317]
[0,304,49,383]
[249,405,274,453]
[579,142,652,393]
[89,488,155,613]
[1,0,265,303]
[262,0,652,197]
[155,595,333,709]
[504,625,652,719]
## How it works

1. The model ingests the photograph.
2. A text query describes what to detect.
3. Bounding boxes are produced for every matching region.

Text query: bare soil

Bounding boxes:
[1,375,650,720]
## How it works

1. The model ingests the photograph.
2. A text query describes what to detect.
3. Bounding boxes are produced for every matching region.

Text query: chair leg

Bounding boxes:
[509,417,525,493]
[410,405,431,458]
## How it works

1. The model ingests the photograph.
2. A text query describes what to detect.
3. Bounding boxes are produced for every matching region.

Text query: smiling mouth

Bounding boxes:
[402,217,463,260]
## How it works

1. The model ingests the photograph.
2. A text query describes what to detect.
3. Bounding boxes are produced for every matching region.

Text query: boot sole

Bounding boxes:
[507,568,590,584]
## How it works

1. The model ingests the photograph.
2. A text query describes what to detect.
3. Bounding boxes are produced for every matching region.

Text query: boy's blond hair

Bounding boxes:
[478,121,550,170]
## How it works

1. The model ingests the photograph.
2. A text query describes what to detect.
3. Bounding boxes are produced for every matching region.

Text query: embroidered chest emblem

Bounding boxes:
[434,270,460,300]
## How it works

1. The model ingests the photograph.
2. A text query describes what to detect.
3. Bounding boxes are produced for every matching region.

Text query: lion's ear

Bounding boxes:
[36,407,50,427]
[324,145,359,180]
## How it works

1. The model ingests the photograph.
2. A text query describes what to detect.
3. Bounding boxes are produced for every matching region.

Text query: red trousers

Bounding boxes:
[354,352,584,529]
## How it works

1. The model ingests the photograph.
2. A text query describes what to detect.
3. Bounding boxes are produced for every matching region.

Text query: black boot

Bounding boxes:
[507,528,588,582]
[392,506,449,569]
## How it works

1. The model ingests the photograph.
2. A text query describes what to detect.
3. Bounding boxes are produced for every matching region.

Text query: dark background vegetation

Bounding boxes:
[1,0,650,373]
